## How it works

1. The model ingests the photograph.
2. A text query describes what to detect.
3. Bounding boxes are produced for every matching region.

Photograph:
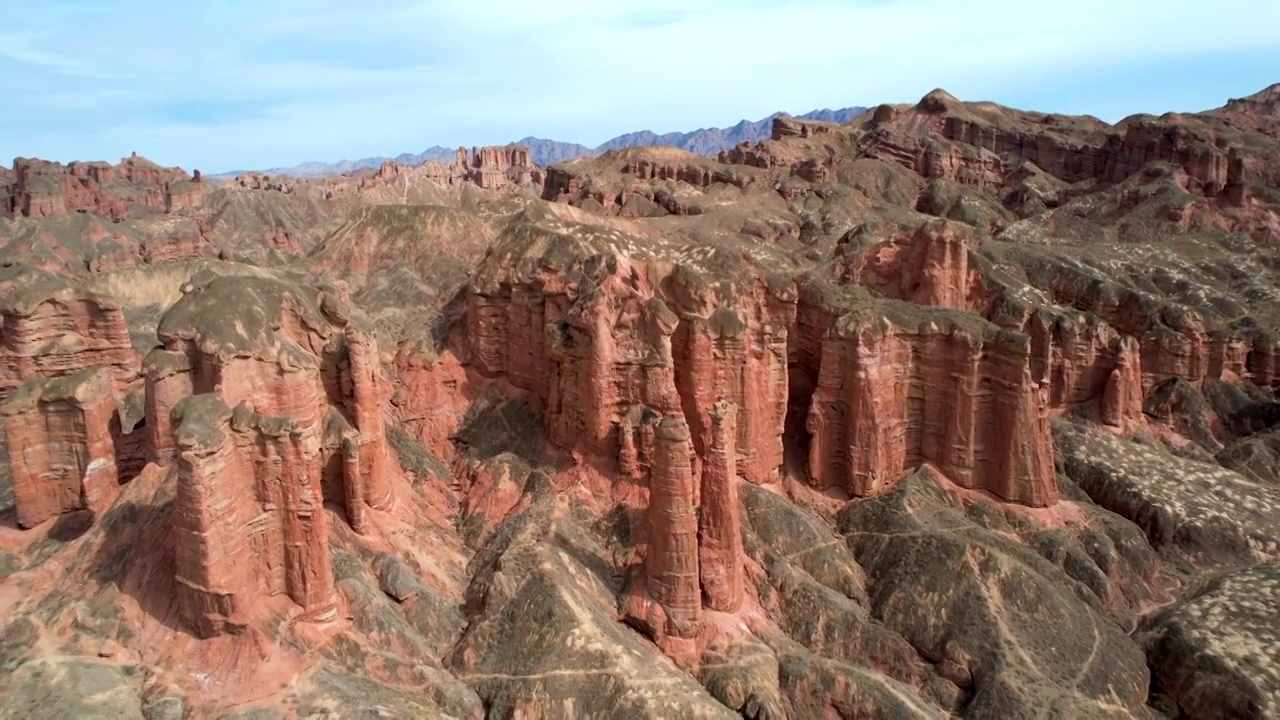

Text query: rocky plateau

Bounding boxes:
[1,84,1279,719]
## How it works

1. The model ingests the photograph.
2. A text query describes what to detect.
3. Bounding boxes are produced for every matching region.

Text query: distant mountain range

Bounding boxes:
[220,106,867,178]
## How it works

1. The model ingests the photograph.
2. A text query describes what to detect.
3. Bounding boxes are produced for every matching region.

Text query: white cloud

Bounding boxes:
[2,0,1278,170]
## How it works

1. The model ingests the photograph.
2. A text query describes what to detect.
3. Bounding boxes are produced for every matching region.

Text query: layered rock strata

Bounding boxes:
[2,366,120,528]
[643,415,701,642]
[806,310,1057,507]
[0,267,139,402]
[467,244,1056,507]
[3,154,193,220]
[170,394,339,638]
[146,275,394,530]
[698,401,744,613]
[136,275,403,637]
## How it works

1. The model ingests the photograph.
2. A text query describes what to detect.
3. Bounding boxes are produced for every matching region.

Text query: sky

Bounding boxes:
[1,0,1278,173]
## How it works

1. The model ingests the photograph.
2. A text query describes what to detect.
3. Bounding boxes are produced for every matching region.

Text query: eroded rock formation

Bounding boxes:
[0,266,139,402]
[698,400,744,613]
[2,155,192,221]
[806,310,1056,506]
[170,394,339,638]
[2,366,120,528]
[139,274,401,635]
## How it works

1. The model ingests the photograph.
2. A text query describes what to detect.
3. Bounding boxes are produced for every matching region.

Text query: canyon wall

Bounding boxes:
[805,311,1056,506]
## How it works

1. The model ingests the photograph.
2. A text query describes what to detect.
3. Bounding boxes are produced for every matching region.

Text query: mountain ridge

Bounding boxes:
[217,105,867,177]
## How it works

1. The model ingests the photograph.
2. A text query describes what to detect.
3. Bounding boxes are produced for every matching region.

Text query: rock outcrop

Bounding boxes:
[457,144,543,190]
[0,265,139,403]
[698,401,744,613]
[806,309,1057,506]
[170,394,340,638]
[146,274,394,521]
[2,155,193,221]
[2,366,120,528]
[640,415,701,654]
[139,274,401,636]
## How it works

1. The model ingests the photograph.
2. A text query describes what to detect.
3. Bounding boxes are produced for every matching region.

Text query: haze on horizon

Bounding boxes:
[2,0,1277,174]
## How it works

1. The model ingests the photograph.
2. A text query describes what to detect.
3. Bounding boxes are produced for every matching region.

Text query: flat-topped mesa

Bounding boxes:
[4,155,192,221]
[770,116,837,140]
[170,394,338,639]
[2,367,120,528]
[453,144,543,191]
[807,309,1057,507]
[0,265,140,403]
[145,274,395,532]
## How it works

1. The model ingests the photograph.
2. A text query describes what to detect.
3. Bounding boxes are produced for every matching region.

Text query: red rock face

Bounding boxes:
[343,325,393,515]
[643,415,701,639]
[392,348,470,461]
[141,275,403,637]
[170,394,339,639]
[846,220,984,310]
[2,366,120,528]
[458,145,543,190]
[4,155,193,221]
[147,276,394,534]
[806,314,1057,507]
[0,268,140,403]
[698,401,744,613]
[1101,336,1145,431]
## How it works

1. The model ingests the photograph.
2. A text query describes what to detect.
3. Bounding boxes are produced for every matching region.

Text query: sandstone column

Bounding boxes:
[171,396,252,638]
[1101,336,1144,431]
[646,415,701,639]
[699,401,744,613]
[345,326,392,511]
[278,431,339,623]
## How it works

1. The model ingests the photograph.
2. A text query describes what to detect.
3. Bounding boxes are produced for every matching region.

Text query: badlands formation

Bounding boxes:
[1,86,1279,719]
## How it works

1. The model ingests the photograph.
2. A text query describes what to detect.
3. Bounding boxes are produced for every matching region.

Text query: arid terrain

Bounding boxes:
[1,84,1278,719]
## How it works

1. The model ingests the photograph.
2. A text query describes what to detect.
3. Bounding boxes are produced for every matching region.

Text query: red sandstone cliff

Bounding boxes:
[806,311,1056,507]
[169,394,340,638]
[0,266,140,403]
[2,366,120,528]
[146,274,401,636]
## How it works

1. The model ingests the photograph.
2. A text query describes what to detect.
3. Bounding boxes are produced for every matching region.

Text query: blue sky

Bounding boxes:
[1,0,1277,173]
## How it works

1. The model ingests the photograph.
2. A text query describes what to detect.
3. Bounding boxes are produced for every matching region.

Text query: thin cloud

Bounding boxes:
[1,0,1277,171]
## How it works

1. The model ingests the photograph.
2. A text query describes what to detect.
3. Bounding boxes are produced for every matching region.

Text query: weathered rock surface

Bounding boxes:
[142,273,404,636]
[2,154,191,222]
[2,656,145,720]
[0,264,140,402]
[836,470,1155,717]
[1056,420,1280,564]
[2,366,120,529]
[1140,562,1280,719]
[170,393,340,638]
